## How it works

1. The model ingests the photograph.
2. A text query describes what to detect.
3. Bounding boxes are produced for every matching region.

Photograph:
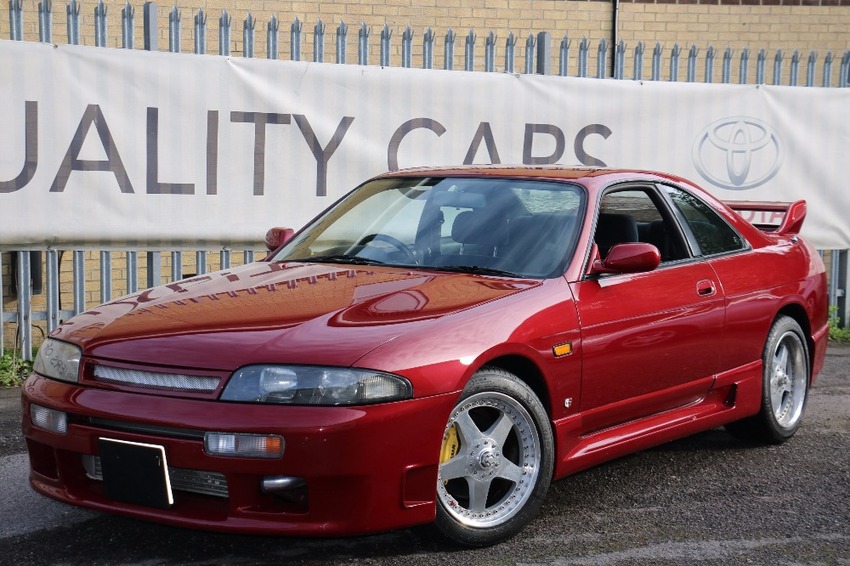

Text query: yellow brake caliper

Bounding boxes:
[440,423,460,464]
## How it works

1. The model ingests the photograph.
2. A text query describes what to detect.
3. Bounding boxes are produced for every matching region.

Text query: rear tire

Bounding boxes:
[726,315,810,444]
[434,367,554,547]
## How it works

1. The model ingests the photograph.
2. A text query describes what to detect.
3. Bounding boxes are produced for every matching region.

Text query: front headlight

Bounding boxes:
[221,365,413,406]
[33,338,82,383]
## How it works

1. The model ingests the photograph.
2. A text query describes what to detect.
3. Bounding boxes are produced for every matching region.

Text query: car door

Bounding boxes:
[660,183,781,375]
[571,185,725,433]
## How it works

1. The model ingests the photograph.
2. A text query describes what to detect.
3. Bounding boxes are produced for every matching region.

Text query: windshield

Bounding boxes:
[272,176,585,278]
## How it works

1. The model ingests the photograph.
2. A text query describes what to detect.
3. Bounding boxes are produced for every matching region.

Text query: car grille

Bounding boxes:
[82,455,229,499]
[92,365,220,393]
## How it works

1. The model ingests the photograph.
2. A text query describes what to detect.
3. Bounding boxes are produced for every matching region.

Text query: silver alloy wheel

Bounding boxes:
[769,329,807,429]
[437,391,541,528]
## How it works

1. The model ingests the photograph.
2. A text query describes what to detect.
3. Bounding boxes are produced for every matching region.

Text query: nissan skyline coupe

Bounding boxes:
[22,166,828,546]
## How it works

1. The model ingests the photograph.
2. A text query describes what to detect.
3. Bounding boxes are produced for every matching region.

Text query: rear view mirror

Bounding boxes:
[590,242,660,275]
[265,227,295,251]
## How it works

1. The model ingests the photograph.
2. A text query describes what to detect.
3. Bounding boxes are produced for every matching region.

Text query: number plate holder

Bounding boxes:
[98,438,174,509]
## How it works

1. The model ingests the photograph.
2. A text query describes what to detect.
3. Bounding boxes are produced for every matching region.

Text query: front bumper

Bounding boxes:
[21,374,455,536]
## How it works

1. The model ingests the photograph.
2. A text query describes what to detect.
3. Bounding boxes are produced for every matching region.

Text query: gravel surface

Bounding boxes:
[1,345,848,565]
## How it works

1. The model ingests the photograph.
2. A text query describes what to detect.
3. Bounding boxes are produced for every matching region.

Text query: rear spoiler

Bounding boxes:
[724,200,807,236]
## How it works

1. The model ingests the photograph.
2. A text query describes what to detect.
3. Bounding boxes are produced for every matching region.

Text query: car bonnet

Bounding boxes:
[50,261,540,370]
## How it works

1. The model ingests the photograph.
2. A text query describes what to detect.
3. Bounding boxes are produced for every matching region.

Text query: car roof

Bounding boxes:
[377,165,692,189]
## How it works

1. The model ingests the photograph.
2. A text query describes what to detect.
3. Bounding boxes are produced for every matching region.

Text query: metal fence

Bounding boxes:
[2,0,849,360]
[1,249,263,358]
[7,0,850,84]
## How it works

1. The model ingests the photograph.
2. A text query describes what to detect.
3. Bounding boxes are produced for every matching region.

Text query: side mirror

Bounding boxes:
[590,242,661,275]
[265,227,295,251]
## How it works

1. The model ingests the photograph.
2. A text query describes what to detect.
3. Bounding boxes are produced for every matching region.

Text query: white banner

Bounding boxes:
[1,40,848,249]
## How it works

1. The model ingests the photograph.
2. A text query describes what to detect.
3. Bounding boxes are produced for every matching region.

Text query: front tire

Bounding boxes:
[726,315,810,443]
[435,368,554,547]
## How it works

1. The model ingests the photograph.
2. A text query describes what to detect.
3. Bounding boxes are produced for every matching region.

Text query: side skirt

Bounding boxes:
[552,360,763,479]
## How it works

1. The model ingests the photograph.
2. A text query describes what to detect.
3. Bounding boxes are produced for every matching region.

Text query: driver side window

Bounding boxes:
[596,188,688,262]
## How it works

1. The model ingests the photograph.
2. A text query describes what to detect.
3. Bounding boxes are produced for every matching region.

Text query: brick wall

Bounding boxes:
[2,1,847,81]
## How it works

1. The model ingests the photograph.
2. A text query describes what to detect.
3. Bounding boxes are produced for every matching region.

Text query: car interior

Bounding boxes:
[421,185,580,277]
[595,188,690,263]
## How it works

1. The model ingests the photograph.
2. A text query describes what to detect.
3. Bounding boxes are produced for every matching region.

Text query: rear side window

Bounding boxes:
[665,186,746,256]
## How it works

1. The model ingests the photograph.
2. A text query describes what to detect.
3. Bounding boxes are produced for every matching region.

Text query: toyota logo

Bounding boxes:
[692,117,784,191]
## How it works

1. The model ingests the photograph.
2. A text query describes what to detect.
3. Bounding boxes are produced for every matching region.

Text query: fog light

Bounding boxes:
[31,404,67,434]
[262,475,308,511]
[261,475,306,494]
[204,432,284,459]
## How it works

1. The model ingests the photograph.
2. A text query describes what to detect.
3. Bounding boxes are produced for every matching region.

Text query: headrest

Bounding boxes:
[452,210,508,247]
[596,213,639,257]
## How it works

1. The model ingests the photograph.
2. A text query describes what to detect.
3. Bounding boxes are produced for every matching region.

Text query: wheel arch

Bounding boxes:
[775,302,814,379]
[482,355,553,417]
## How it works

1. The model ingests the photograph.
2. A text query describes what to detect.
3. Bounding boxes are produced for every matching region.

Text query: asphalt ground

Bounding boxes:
[0,344,848,565]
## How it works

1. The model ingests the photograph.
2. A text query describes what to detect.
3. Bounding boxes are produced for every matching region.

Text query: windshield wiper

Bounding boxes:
[428,265,521,278]
[286,255,387,266]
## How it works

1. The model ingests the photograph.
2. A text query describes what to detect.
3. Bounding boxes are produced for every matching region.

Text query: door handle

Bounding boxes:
[696,279,716,297]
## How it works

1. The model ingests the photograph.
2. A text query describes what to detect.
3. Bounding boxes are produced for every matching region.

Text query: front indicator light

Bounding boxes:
[553,341,573,357]
[204,432,284,459]
[31,404,68,434]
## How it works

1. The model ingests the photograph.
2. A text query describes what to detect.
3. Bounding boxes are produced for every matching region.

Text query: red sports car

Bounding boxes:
[22,167,828,546]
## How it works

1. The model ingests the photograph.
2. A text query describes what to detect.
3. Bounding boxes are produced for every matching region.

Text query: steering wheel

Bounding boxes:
[357,233,418,264]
